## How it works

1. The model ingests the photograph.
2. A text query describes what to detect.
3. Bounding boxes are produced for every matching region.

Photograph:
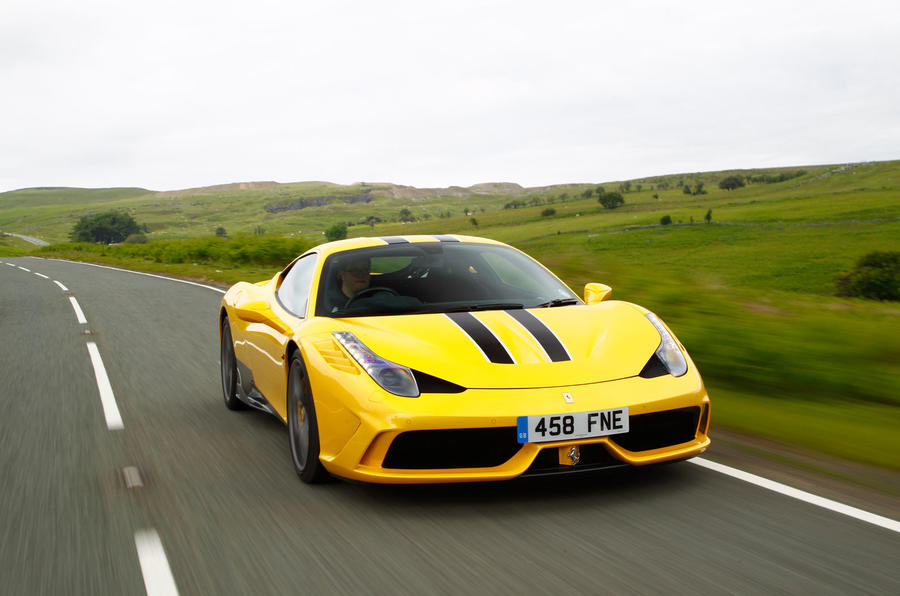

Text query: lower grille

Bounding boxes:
[382,427,521,469]
[611,406,701,452]
[523,443,626,476]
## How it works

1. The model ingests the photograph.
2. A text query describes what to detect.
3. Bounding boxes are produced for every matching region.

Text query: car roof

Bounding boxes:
[304,235,509,259]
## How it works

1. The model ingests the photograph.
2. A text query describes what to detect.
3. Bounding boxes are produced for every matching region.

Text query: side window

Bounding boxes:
[277,254,317,317]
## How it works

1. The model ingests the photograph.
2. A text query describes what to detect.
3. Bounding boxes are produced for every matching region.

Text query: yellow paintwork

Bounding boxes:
[221,235,711,483]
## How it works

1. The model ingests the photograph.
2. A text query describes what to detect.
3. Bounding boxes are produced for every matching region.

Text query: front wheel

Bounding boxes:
[220,317,244,410]
[287,352,329,483]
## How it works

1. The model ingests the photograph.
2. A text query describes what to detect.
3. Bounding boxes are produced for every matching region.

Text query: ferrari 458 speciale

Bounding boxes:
[219,235,710,483]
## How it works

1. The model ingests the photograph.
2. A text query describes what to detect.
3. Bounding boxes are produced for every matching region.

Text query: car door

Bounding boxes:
[248,253,317,419]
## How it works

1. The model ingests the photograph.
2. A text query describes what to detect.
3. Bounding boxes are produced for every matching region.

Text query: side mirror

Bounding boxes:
[234,301,293,335]
[584,283,612,304]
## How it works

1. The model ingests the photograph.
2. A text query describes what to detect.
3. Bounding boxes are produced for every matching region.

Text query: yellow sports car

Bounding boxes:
[219,235,710,484]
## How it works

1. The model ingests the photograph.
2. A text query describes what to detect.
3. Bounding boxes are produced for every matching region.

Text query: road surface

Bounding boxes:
[1,256,897,595]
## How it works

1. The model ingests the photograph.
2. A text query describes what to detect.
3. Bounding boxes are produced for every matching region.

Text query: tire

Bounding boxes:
[287,352,329,483]
[220,317,245,410]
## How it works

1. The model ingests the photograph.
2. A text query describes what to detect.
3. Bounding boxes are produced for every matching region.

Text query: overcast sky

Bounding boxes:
[2,0,898,193]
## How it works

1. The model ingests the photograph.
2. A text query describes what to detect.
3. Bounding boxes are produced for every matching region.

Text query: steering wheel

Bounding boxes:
[345,286,399,307]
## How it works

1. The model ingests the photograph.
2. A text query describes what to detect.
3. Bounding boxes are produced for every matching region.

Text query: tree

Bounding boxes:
[683,185,693,195]
[70,211,140,244]
[693,182,706,195]
[835,251,899,301]
[660,215,672,225]
[325,222,348,241]
[598,191,625,209]
[215,226,227,237]
[719,176,745,190]
[398,208,414,222]
[582,189,594,199]
[595,185,605,196]
[705,209,712,224]
[541,208,556,217]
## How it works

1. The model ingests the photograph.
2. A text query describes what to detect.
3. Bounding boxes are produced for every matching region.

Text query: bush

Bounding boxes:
[660,215,672,225]
[835,251,899,301]
[597,192,625,209]
[719,175,745,190]
[124,233,148,244]
[324,222,348,241]
[541,208,556,217]
[70,211,140,244]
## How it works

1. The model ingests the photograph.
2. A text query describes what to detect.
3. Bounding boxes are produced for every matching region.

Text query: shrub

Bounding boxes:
[70,211,140,244]
[541,208,556,217]
[124,233,148,244]
[325,222,348,241]
[660,215,672,225]
[597,192,625,209]
[719,175,745,190]
[215,227,227,237]
[835,251,899,301]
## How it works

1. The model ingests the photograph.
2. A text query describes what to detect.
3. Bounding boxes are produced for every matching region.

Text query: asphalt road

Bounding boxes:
[2,256,898,595]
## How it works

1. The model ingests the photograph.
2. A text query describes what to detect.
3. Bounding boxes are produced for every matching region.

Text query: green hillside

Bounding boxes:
[3,160,898,468]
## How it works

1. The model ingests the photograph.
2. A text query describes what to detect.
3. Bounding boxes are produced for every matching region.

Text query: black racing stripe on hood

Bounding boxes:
[506,309,572,362]
[445,312,515,364]
[432,235,460,242]
[380,236,410,244]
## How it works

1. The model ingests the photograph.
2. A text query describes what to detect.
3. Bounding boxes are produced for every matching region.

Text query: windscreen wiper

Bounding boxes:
[534,298,580,308]
[444,302,525,312]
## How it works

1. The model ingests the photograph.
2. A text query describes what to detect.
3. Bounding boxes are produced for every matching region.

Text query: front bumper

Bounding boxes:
[313,367,711,484]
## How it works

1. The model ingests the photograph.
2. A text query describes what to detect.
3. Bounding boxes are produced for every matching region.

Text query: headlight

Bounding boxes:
[333,332,419,397]
[645,313,688,377]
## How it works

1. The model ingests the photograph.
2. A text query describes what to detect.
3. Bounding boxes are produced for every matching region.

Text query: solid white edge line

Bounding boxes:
[134,529,179,596]
[69,296,88,324]
[54,280,69,291]
[44,258,226,294]
[86,342,124,430]
[690,457,900,533]
[34,272,49,279]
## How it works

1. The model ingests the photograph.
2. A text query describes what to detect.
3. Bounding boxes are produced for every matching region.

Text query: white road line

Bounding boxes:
[69,296,88,324]
[86,342,124,430]
[134,529,179,596]
[54,280,69,291]
[44,258,226,294]
[34,272,50,279]
[691,457,900,533]
[18,266,31,272]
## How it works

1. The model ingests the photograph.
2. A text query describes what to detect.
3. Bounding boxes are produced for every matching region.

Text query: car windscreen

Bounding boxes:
[315,242,580,318]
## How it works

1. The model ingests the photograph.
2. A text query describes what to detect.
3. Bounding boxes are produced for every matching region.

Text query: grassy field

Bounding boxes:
[4,160,898,468]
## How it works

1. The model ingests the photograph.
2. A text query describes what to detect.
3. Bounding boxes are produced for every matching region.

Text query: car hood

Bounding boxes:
[332,301,664,390]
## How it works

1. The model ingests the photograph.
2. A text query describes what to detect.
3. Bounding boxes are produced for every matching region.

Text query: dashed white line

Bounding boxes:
[34,272,50,279]
[54,280,69,291]
[86,342,124,430]
[69,296,88,324]
[691,457,900,533]
[17,266,31,272]
[134,529,179,596]
[5,262,15,267]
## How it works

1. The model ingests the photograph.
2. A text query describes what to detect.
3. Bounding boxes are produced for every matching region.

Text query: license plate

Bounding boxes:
[516,407,629,444]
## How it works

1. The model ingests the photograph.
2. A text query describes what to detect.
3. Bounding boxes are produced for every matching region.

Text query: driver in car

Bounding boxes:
[328,256,371,311]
